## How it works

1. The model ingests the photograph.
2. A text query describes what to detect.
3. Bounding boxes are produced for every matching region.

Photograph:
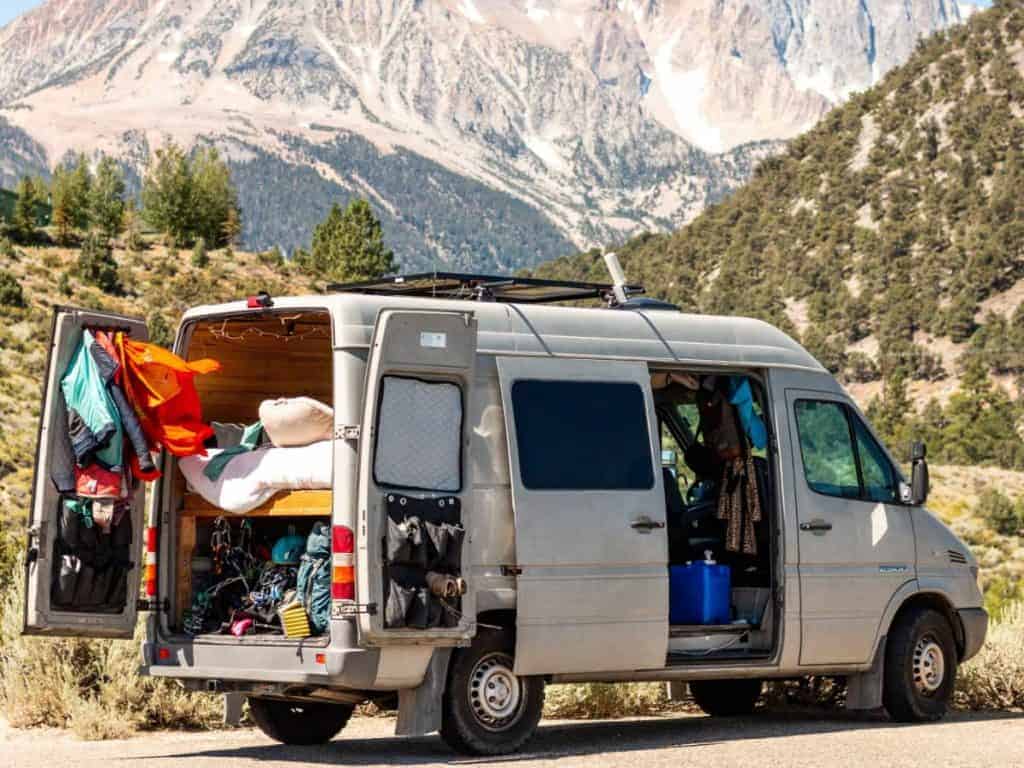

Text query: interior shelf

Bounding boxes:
[181,489,332,518]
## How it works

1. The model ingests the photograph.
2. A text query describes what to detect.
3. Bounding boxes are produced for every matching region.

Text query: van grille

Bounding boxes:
[947,549,968,565]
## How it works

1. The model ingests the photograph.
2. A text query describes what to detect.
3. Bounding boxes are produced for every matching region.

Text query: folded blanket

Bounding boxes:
[179,440,333,514]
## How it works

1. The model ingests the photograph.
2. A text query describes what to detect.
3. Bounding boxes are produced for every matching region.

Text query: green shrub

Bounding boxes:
[76,234,122,295]
[976,488,1023,536]
[0,270,25,308]
[191,237,208,268]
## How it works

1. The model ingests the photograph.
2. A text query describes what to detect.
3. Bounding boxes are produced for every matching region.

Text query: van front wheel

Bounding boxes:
[883,607,957,722]
[689,679,763,716]
[248,697,353,745]
[440,631,545,756]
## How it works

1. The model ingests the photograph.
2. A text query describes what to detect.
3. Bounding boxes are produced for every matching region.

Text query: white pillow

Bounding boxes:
[259,397,334,447]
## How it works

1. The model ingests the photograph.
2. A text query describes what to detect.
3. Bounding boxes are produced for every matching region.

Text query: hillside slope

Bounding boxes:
[535,1,1024,410]
[0,240,314,545]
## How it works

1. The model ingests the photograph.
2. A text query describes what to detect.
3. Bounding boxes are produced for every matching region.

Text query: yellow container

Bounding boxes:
[278,601,311,639]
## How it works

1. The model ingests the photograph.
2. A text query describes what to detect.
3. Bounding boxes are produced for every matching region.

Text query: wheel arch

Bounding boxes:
[884,590,965,660]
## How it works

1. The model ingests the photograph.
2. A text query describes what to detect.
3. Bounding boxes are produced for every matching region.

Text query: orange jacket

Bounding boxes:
[115,333,220,457]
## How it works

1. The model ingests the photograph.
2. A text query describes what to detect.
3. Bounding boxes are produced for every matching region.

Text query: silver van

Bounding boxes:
[23,262,987,756]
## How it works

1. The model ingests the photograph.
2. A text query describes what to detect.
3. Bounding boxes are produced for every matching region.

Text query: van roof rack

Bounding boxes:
[327,272,645,305]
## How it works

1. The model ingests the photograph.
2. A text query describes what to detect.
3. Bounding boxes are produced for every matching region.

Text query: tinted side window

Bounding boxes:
[794,400,860,498]
[853,417,898,503]
[511,380,654,490]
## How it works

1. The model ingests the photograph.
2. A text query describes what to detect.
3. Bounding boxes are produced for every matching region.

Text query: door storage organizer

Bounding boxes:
[383,493,465,629]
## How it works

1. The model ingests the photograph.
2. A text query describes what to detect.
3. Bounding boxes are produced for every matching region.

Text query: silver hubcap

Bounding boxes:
[913,636,946,695]
[469,652,524,731]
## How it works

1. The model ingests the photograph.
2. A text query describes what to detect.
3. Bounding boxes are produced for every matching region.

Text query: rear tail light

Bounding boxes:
[144,526,158,598]
[331,525,355,601]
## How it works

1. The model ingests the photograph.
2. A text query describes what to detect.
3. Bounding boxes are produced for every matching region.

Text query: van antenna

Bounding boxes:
[603,251,630,307]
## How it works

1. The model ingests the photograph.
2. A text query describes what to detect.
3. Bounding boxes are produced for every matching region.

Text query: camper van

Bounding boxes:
[23,261,987,756]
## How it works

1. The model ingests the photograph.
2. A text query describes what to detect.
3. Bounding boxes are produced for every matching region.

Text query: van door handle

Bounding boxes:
[800,519,833,534]
[631,517,665,532]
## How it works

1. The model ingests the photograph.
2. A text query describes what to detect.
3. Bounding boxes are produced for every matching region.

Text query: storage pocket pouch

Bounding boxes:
[386,514,429,567]
[425,521,465,572]
[385,581,415,628]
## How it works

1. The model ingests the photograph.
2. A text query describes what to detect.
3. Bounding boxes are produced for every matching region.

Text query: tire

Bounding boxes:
[248,696,353,745]
[440,630,545,756]
[883,607,957,722]
[689,679,763,716]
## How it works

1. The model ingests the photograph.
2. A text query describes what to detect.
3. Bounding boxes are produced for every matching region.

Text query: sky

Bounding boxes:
[0,0,997,30]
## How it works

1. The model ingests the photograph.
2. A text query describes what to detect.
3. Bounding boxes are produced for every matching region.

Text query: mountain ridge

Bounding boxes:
[0,0,963,268]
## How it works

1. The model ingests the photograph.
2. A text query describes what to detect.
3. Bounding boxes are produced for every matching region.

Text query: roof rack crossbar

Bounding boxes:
[325,272,645,305]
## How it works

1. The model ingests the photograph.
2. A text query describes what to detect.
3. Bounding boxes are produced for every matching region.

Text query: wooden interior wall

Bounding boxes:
[186,312,333,424]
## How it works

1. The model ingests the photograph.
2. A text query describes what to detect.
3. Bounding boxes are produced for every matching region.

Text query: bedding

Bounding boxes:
[179,440,333,513]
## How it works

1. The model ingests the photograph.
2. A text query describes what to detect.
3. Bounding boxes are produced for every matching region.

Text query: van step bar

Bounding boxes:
[669,622,751,637]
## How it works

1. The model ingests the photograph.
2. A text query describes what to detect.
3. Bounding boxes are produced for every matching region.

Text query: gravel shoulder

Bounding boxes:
[3,711,1023,768]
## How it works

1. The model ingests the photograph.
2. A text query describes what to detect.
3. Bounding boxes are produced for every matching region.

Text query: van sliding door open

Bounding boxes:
[23,307,149,638]
[355,309,479,645]
[496,358,669,675]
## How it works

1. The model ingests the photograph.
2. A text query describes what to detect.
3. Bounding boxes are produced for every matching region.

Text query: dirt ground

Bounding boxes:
[3,710,1023,768]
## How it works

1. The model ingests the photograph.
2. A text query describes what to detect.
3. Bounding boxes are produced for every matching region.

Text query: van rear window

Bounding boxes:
[510,380,654,491]
[374,376,463,492]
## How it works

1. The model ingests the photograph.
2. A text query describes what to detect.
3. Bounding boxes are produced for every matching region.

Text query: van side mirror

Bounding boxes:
[909,441,929,505]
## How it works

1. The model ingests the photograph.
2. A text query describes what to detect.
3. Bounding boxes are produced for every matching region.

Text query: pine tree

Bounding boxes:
[49,166,76,245]
[123,200,144,253]
[307,199,395,282]
[192,146,240,246]
[90,156,126,239]
[67,154,92,231]
[142,141,195,246]
[11,176,41,243]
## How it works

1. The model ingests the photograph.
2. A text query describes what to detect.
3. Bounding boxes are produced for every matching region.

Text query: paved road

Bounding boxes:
[3,711,1023,768]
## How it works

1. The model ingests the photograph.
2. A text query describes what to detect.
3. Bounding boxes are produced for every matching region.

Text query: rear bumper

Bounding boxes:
[958,607,988,663]
[140,619,380,690]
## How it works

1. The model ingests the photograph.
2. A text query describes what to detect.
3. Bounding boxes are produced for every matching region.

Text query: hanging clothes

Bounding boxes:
[115,333,220,457]
[717,453,763,555]
[61,331,124,470]
[727,377,767,450]
[89,332,159,478]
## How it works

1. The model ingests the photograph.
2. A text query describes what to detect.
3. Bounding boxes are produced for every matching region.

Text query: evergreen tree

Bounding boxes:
[142,142,195,245]
[0,270,25,308]
[123,200,144,253]
[67,154,92,231]
[192,147,240,246]
[307,199,395,282]
[90,156,126,239]
[11,176,42,243]
[49,166,76,245]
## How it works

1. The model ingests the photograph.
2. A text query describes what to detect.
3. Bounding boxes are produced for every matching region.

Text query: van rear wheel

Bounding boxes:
[689,679,763,716]
[440,630,545,756]
[248,697,353,745]
[883,607,957,722]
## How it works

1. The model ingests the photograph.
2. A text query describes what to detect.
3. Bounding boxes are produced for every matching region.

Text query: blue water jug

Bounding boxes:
[669,551,731,625]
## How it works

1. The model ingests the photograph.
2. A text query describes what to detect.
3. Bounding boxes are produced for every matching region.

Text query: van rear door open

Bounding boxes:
[355,309,479,645]
[496,357,669,675]
[23,307,149,638]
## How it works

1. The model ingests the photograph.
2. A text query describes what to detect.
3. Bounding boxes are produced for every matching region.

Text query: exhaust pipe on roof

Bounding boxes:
[603,251,630,307]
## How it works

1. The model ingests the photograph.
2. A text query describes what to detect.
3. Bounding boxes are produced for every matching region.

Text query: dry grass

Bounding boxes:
[544,683,679,719]
[955,602,1024,711]
[0,555,221,738]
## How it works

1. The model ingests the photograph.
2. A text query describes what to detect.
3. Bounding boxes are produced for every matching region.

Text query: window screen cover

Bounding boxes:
[511,379,654,490]
[374,376,462,492]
